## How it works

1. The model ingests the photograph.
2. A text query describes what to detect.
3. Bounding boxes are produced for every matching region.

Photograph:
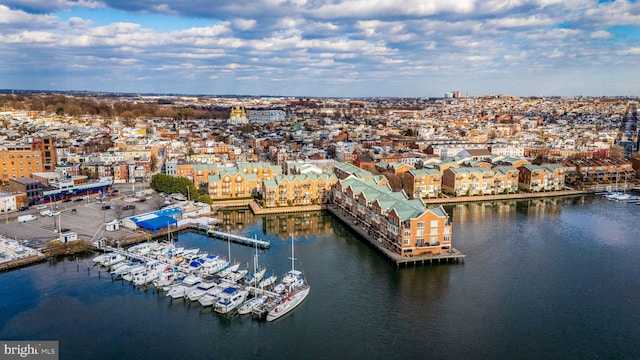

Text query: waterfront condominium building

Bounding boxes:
[402,168,442,199]
[442,166,496,196]
[331,176,452,257]
[517,163,566,191]
[261,173,337,207]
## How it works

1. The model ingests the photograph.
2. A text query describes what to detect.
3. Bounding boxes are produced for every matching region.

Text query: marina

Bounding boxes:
[90,232,305,321]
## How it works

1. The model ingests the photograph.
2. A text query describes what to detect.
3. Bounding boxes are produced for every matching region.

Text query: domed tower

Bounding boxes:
[228,103,248,125]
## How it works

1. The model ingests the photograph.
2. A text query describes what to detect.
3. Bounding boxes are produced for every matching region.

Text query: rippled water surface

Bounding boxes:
[1,196,639,359]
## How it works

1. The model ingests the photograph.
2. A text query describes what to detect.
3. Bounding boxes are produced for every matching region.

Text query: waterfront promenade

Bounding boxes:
[422,189,592,205]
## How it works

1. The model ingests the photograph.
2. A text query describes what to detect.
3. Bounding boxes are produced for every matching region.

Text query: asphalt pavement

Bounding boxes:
[0,190,167,250]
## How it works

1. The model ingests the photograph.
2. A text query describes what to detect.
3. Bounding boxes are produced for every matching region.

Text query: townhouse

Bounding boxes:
[517,164,566,191]
[262,173,337,207]
[442,166,496,196]
[402,168,441,199]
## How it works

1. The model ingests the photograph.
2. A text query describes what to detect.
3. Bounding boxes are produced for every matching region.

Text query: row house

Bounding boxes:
[262,173,337,207]
[207,168,259,200]
[403,168,441,199]
[493,166,520,193]
[425,141,486,159]
[442,166,496,196]
[562,157,635,185]
[517,164,565,191]
[79,162,113,179]
[332,177,452,257]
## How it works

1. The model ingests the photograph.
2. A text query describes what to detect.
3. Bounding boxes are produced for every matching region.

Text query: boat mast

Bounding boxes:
[290,233,296,273]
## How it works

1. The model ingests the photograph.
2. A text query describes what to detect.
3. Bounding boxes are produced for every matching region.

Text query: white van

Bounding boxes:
[18,214,38,223]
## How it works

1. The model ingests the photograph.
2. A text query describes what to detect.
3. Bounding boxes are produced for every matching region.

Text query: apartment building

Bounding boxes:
[207,168,258,200]
[492,166,520,193]
[563,157,635,185]
[403,168,441,199]
[0,145,44,183]
[517,164,566,191]
[442,166,496,196]
[332,176,452,257]
[262,173,337,207]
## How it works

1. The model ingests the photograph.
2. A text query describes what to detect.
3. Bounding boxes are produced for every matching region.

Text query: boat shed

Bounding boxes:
[121,206,183,231]
[137,216,178,234]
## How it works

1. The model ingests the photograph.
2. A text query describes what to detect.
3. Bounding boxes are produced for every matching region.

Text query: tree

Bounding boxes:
[55,107,64,116]
[149,174,197,199]
[609,144,625,159]
[196,194,212,204]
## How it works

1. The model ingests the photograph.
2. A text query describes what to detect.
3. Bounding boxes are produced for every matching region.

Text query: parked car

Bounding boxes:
[18,214,37,223]
[40,210,53,217]
[70,208,77,214]
[74,198,84,203]
[123,205,136,210]
[62,199,72,203]
[138,198,147,203]
[19,206,29,211]
[101,205,112,210]
[36,205,47,210]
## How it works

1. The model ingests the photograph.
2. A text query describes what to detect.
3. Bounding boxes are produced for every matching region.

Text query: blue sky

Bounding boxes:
[2,0,640,97]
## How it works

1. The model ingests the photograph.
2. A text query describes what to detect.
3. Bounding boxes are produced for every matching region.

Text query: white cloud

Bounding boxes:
[590,30,612,40]
[0,4,57,25]
[232,18,257,30]
[617,47,640,56]
[3,0,640,96]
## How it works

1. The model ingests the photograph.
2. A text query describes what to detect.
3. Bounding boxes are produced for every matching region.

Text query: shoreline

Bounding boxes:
[0,189,599,272]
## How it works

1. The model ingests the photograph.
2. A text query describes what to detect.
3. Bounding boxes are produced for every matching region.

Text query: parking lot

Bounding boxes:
[0,189,168,250]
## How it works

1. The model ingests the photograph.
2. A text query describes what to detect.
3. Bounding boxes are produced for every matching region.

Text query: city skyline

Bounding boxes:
[2,0,640,98]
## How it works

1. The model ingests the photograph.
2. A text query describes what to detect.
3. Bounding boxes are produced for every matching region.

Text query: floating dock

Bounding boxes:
[198,228,270,249]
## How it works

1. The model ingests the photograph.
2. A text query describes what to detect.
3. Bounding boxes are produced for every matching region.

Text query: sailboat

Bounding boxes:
[245,240,266,286]
[266,234,310,322]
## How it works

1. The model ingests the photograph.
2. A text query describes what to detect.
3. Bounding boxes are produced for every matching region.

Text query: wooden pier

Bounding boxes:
[0,254,47,273]
[206,230,270,249]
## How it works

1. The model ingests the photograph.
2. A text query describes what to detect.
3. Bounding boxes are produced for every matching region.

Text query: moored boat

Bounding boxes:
[214,286,248,314]
[267,234,310,321]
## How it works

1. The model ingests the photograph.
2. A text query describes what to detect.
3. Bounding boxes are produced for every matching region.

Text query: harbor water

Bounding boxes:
[1,195,639,359]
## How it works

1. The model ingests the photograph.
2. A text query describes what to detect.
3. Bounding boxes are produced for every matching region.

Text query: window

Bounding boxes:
[404,231,411,237]
[430,228,438,235]
[416,229,425,236]
[404,239,410,245]
[417,222,425,228]
[430,220,438,227]
[429,237,438,245]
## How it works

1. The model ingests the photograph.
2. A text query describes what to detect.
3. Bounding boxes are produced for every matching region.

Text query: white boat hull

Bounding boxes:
[266,287,310,321]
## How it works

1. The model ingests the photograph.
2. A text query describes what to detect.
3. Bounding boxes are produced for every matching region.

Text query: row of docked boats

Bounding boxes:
[600,190,640,203]
[91,235,309,321]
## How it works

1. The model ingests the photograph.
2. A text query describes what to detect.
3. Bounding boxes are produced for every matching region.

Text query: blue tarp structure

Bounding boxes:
[137,215,178,234]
